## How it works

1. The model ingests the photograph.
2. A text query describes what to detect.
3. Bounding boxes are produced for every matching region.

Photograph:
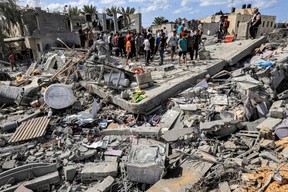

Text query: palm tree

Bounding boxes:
[105,6,118,32]
[69,7,81,16]
[0,0,23,59]
[117,7,135,27]
[153,16,166,25]
[83,5,96,15]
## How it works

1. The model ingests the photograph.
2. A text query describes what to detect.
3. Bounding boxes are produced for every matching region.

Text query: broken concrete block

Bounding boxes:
[179,104,197,111]
[210,94,228,105]
[259,151,281,163]
[256,102,269,118]
[281,147,288,159]
[81,162,118,182]
[256,118,282,131]
[160,109,180,129]
[224,141,237,150]
[85,176,114,192]
[64,165,77,182]
[233,75,260,94]
[260,140,275,149]
[219,181,231,192]
[200,120,225,131]
[126,144,166,184]
[60,151,71,159]
[136,72,153,85]
[163,128,194,142]
[2,160,16,170]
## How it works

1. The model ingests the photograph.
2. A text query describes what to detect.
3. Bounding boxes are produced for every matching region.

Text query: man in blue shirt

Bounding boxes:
[177,21,185,35]
[178,33,187,65]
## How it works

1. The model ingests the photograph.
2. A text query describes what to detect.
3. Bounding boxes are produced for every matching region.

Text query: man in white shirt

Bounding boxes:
[143,35,151,66]
[164,27,169,37]
[167,29,178,62]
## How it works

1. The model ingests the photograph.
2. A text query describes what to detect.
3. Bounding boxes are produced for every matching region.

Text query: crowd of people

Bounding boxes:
[77,8,262,66]
[79,20,204,66]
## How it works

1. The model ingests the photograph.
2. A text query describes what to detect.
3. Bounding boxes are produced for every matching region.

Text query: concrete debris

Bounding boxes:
[1,18,288,192]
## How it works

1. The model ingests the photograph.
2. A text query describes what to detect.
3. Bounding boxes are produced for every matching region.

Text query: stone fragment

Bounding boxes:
[85,176,114,192]
[256,118,282,131]
[219,181,231,192]
[2,160,16,170]
[81,162,118,182]
[259,151,281,163]
[64,165,77,182]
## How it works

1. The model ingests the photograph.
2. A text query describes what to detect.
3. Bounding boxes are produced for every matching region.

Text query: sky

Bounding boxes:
[22,0,288,27]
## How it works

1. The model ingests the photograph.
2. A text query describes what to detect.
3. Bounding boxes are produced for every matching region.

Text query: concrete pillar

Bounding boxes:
[102,13,107,31]
[113,13,118,32]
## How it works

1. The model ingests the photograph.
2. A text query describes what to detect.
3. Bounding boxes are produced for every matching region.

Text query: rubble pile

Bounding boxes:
[1,31,288,192]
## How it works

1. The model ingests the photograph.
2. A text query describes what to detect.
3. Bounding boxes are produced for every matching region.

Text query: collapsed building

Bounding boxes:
[1,26,288,192]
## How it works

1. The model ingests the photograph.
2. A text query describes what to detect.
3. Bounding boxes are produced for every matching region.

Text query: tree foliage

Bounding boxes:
[82,5,96,15]
[153,16,166,25]
[117,6,135,26]
[69,7,81,16]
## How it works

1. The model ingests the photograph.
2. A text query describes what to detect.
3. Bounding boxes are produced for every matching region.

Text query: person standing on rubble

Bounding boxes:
[78,27,86,48]
[177,21,185,35]
[130,33,136,59]
[143,34,151,66]
[154,34,161,56]
[117,33,126,58]
[159,32,166,65]
[186,30,194,63]
[192,30,201,60]
[126,36,132,65]
[167,29,178,62]
[135,33,144,59]
[149,34,155,61]
[108,32,113,54]
[87,30,94,47]
[8,53,17,71]
[197,20,203,36]
[223,16,229,36]
[178,32,187,65]
[248,7,261,39]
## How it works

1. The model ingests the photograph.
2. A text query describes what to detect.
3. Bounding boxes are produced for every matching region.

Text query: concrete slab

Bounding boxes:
[81,60,226,114]
[206,36,267,66]
[85,176,114,192]
[147,160,213,192]
[256,118,282,131]
[163,128,194,142]
[81,162,118,181]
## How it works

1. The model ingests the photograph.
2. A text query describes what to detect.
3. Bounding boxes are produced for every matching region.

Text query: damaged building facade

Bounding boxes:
[201,4,276,38]
[22,7,80,61]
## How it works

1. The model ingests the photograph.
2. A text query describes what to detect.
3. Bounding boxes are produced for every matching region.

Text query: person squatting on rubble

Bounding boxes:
[248,7,261,39]
[9,53,17,71]
[167,29,178,62]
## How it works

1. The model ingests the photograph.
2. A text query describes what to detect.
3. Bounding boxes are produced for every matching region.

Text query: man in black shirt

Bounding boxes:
[117,33,126,57]
[248,7,261,39]
[149,34,155,60]
[158,32,166,65]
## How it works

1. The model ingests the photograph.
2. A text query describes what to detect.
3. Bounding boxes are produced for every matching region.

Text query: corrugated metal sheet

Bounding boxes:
[9,116,50,143]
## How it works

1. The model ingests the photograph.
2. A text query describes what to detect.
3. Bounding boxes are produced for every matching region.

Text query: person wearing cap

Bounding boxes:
[167,29,178,62]
[178,32,187,65]
[177,21,185,35]
[158,32,166,65]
